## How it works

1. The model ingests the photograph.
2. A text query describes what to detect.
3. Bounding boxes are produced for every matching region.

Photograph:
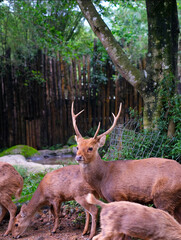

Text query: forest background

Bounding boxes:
[0,0,180,161]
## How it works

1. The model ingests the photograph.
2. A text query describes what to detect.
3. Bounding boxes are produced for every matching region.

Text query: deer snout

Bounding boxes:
[75,155,83,162]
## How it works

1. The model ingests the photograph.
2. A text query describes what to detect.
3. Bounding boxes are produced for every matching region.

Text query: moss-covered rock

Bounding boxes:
[0,145,39,158]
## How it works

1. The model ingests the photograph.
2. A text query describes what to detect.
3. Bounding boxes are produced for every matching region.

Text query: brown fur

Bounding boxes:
[76,137,181,222]
[12,165,98,239]
[0,162,23,236]
[87,193,181,240]
[72,103,181,224]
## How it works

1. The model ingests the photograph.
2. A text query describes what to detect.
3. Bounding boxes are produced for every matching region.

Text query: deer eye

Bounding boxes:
[15,223,18,227]
[88,147,93,152]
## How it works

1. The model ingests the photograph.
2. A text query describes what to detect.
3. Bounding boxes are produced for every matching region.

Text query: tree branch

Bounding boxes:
[76,0,141,89]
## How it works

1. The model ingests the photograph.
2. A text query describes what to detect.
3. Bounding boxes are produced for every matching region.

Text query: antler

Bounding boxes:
[93,122,101,139]
[71,102,84,138]
[94,103,122,139]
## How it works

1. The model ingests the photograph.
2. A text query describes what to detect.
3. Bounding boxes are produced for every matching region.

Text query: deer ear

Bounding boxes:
[98,135,106,148]
[20,210,26,218]
[20,204,27,218]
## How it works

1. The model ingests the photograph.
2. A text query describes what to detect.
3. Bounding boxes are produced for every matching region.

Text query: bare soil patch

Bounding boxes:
[0,204,94,240]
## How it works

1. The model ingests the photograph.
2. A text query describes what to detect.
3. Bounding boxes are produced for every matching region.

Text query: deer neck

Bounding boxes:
[80,154,108,195]
[26,187,44,217]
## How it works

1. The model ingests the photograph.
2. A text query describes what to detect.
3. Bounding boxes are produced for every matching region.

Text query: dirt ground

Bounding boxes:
[0,204,96,240]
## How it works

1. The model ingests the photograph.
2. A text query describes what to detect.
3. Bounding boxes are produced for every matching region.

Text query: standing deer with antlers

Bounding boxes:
[71,102,181,226]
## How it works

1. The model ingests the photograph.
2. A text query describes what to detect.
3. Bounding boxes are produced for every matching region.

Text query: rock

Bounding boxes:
[37,147,74,158]
[29,147,76,165]
[0,145,39,158]
[0,154,27,164]
[0,155,62,173]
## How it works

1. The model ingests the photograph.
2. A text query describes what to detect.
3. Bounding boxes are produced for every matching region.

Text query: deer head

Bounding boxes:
[71,102,122,165]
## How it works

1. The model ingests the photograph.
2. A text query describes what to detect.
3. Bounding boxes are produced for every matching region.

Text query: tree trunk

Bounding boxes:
[76,0,179,130]
[144,0,179,130]
[177,39,181,94]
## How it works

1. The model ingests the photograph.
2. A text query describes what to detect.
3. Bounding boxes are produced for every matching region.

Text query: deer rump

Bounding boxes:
[0,162,23,236]
[87,193,181,240]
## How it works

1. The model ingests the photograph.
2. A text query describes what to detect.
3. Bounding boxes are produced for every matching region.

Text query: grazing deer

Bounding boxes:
[87,193,181,240]
[0,162,23,236]
[71,101,181,224]
[12,165,98,239]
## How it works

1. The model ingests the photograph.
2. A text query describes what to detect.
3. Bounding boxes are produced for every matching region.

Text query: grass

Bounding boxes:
[13,165,46,204]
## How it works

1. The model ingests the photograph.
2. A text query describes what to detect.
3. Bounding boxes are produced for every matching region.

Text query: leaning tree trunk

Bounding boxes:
[76,0,141,88]
[76,0,179,130]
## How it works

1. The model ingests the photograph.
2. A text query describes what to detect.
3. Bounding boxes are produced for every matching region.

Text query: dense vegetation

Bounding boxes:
[13,165,46,203]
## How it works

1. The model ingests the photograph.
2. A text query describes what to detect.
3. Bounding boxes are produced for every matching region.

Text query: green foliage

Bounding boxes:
[47,144,63,150]
[97,0,148,62]
[87,0,148,86]
[13,165,29,179]
[87,126,104,138]
[105,102,180,162]
[105,128,180,162]
[0,0,86,63]
[148,73,181,160]
[21,171,45,202]
[67,135,76,146]
[41,144,63,150]
[13,166,46,203]
[24,70,46,86]
[65,26,95,60]
[0,145,39,158]
[157,73,181,136]
[90,40,112,85]
[0,0,148,68]
[171,138,181,160]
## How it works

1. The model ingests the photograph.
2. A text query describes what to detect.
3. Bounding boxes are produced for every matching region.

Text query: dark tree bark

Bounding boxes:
[145,0,179,130]
[76,0,179,130]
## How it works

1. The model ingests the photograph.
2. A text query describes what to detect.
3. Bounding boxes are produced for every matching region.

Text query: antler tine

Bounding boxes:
[96,103,122,140]
[93,122,101,139]
[71,102,84,138]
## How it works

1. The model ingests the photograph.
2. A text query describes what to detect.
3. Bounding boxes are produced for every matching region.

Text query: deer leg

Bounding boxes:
[96,236,112,240]
[1,197,17,236]
[82,210,90,235]
[75,196,98,239]
[92,232,103,240]
[0,205,7,223]
[94,231,125,240]
[87,205,98,239]
[51,199,61,233]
